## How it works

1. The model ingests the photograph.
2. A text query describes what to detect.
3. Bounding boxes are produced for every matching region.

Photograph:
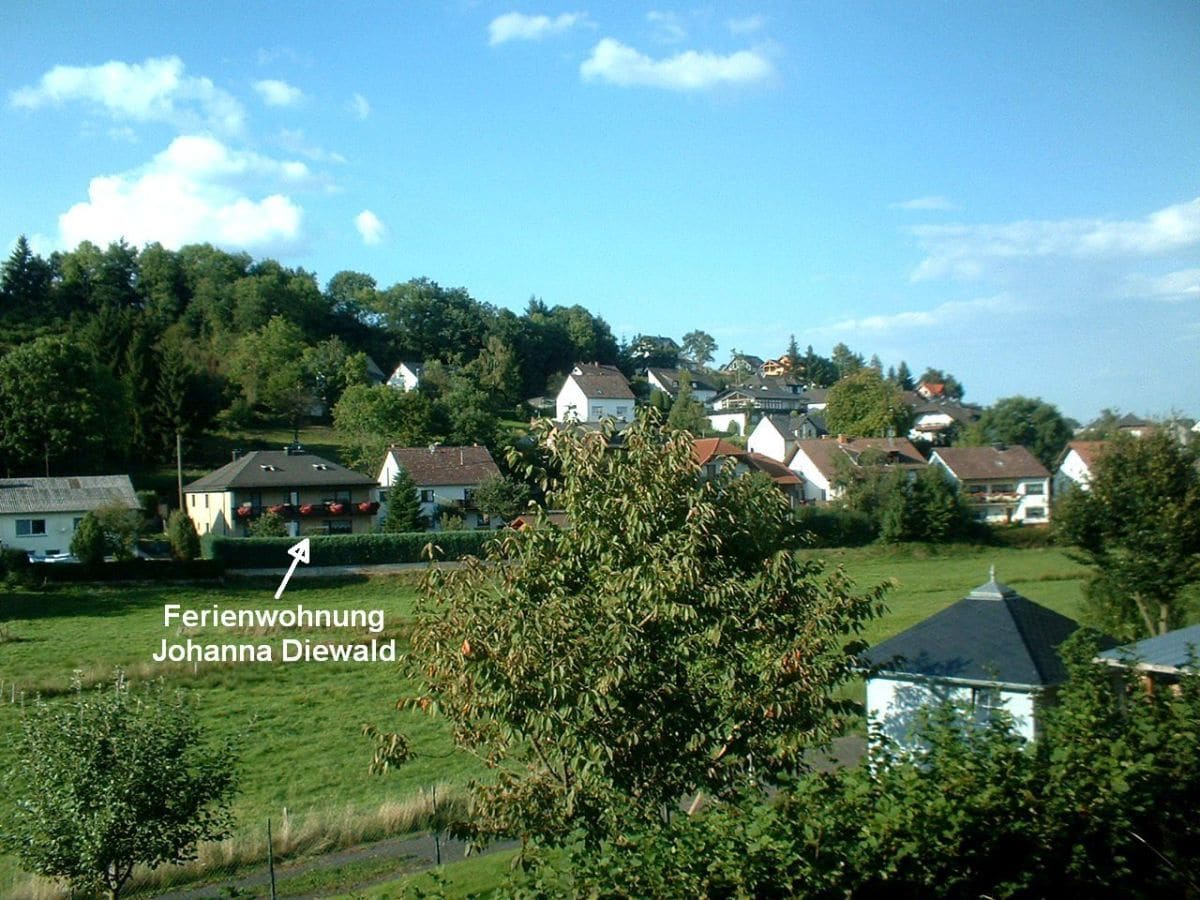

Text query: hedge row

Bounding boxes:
[206,529,500,568]
[32,558,226,583]
[794,507,877,548]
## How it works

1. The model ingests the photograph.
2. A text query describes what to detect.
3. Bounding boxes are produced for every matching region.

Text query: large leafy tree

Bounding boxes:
[0,336,131,475]
[7,675,237,899]
[963,395,1073,468]
[681,329,717,368]
[403,414,885,849]
[333,383,436,472]
[1056,432,1200,638]
[824,368,914,438]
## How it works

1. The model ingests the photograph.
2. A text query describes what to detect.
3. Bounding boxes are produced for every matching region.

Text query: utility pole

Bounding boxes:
[176,431,184,510]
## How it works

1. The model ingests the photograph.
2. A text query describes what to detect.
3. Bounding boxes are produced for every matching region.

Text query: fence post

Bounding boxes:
[267,817,277,900]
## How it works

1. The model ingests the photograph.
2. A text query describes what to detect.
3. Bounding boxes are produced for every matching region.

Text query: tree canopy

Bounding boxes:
[1056,432,1200,638]
[824,368,914,438]
[403,414,885,849]
[964,395,1074,468]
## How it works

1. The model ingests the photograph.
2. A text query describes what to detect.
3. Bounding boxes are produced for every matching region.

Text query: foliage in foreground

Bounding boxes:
[3,674,237,899]
[1056,431,1200,638]
[405,413,887,849]
[516,632,1200,899]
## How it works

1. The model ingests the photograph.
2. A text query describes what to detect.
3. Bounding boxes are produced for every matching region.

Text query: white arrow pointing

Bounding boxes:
[274,538,311,600]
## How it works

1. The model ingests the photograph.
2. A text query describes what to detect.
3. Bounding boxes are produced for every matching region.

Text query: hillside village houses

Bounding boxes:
[691,437,805,507]
[930,445,1051,524]
[377,445,503,530]
[555,363,636,423]
[746,412,829,461]
[184,448,378,538]
[0,475,139,556]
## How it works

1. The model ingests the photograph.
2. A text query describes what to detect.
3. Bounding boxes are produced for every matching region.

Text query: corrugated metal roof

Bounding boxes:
[0,475,139,515]
[1097,624,1200,675]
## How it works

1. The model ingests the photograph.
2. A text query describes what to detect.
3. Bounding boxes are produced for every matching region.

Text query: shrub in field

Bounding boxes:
[166,509,201,561]
[70,511,108,567]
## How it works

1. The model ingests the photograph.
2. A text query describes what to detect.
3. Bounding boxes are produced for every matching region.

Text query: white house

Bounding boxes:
[747,413,828,462]
[864,572,1084,746]
[907,399,982,445]
[1053,440,1108,496]
[930,445,1051,524]
[555,364,635,423]
[645,367,718,404]
[0,475,140,556]
[707,411,749,436]
[387,361,423,392]
[787,437,927,503]
[378,445,504,530]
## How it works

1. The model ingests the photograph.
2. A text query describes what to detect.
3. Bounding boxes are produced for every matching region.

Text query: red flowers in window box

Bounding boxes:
[299,504,317,516]
[267,504,287,516]
[327,502,347,515]
[358,501,380,514]
[235,504,254,519]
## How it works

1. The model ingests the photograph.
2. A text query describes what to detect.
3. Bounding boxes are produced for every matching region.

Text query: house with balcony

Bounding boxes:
[184,448,378,538]
[930,445,1051,524]
[0,475,139,556]
[377,445,503,530]
[555,363,635,423]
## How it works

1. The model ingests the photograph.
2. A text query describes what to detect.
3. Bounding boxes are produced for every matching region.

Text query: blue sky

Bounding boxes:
[2,1,1198,422]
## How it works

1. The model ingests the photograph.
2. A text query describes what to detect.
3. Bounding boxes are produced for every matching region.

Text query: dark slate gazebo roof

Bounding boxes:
[862,571,1083,688]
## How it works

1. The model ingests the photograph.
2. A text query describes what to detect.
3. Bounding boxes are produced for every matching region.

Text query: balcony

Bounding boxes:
[235,500,380,521]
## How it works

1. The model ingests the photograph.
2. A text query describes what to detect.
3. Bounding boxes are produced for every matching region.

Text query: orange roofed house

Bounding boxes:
[692,438,805,507]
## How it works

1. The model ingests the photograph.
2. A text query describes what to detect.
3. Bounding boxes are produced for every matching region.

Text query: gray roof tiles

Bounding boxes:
[0,475,140,515]
[1097,624,1200,675]
[185,451,376,493]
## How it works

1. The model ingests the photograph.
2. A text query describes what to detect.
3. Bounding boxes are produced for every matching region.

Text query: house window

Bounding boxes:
[992,483,1014,493]
[378,490,389,503]
[73,517,83,530]
[591,406,604,418]
[331,489,351,502]
[1024,507,1047,519]
[616,406,628,419]
[419,489,434,503]
[1024,483,1045,495]
[972,687,1005,724]
[968,485,986,494]
[16,519,47,536]
[326,520,352,535]
[463,488,476,505]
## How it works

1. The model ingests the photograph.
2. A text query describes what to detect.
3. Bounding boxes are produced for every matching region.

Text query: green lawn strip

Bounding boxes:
[345,849,522,899]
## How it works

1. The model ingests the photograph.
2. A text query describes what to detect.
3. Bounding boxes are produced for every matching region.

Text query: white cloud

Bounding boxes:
[277,128,346,164]
[254,79,304,107]
[890,195,956,212]
[580,38,772,90]
[355,210,385,245]
[821,296,1017,334]
[1127,268,1200,300]
[488,11,585,45]
[727,15,766,35]
[647,11,686,43]
[912,197,1200,282]
[349,93,371,120]
[10,55,244,134]
[56,135,308,251]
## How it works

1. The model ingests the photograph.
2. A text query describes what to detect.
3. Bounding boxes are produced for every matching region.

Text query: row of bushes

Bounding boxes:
[205,529,500,568]
[795,504,1057,549]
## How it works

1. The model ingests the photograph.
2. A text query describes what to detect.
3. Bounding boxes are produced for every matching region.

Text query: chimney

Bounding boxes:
[232,449,242,461]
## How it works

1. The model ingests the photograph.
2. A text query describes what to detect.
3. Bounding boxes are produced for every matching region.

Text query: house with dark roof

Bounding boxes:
[720,353,765,376]
[645,367,718,404]
[787,436,926,503]
[185,448,378,537]
[1053,440,1109,496]
[555,363,635,423]
[0,475,139,555]
[863,572,1087,744]
[930,445,1051,524]
[906,398,982,445]
[378,445,503,530]
[746,412,828,462]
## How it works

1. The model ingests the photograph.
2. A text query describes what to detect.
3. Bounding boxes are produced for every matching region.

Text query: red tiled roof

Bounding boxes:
[385,445,501,487]
[692,438,746,466]
[745,452,802,485]
[1063,440,1109,471]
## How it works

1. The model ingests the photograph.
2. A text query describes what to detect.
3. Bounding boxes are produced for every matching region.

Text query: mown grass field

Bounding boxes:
[0,543,1092,896]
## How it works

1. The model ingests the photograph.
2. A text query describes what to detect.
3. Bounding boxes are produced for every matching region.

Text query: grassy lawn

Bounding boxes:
[0,573,481,896]
[0,543,1092,896]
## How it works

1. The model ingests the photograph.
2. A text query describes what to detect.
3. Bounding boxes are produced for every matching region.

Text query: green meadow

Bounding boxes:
[0,544,1091,896]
